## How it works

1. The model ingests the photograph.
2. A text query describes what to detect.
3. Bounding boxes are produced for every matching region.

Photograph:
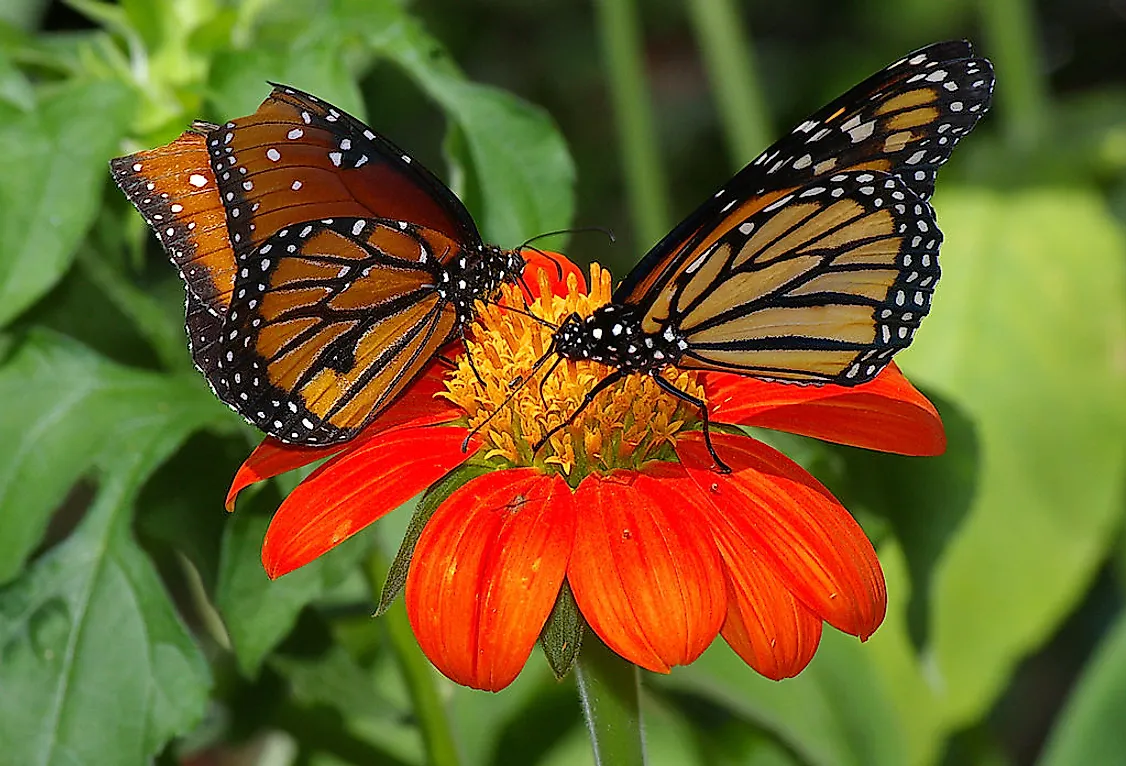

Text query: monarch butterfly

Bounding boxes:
[521,40,995,471]
[112,85,530,446]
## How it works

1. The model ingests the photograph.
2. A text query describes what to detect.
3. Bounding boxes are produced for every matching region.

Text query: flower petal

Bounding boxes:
[262,426,477,578]
[702,362,946,456]
[677,432,886,639]
[405,469,574,691]
[568,465,727,673]
[225,362,460,510]
[720,555,824,680]
[520,249,587,299]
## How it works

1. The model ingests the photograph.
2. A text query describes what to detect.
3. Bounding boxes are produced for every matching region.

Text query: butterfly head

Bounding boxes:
[495,246,527,285]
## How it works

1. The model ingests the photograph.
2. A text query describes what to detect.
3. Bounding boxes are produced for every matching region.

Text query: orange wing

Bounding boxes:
[216,218,462,444]
[110,127,237,314]
[204,84,481,261]
[615,40,992,308]
[663,171,941,384]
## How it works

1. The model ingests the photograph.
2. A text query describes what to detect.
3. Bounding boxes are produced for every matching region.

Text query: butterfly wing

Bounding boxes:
[216,217,463,444]
[110,128,237,315]
[657,171,940,385]
[617,40,992,306]
[204,84,481,261]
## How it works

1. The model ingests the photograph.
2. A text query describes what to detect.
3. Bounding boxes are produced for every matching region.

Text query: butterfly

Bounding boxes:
[519,40,995,471]
[111,85,530,446]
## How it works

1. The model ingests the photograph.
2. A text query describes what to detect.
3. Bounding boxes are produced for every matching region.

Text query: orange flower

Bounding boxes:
[227,251,944,691]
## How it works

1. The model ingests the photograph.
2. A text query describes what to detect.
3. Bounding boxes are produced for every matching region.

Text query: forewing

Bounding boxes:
[185,289,234,405]
[205,84,480,261]
[216,218,460,444]
[616,40,991,305]
[746,40,993,199]
[110,128,237,314]
[659,171,940,385]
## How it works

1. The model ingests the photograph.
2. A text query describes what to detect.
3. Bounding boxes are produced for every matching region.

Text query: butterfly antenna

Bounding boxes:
[519,243,565,281]
[517,227,616,281]
[519,226,616,250]
[460,347,559,453]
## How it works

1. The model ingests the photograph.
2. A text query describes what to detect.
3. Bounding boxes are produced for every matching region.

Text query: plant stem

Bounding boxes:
[574,636,646,766]
[594,0,669,247]
[364,549,461,766]
[979,0,1047,149]
[686,0,771,167]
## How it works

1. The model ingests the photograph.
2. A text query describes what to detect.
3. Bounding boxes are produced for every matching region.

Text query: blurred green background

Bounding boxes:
[2,0,1126,765]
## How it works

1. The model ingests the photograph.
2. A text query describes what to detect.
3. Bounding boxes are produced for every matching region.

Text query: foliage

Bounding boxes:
[1,0,1125,764]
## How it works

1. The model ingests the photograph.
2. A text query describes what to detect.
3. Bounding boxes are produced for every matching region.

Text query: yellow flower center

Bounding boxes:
[441,263,706,482]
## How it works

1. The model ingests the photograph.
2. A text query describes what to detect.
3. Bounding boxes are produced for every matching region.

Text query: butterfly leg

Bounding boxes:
[533,370,625,456]
[535,355,564,403]
[652,375,731,474]
[461,347,560,453]
[459,327,487,387]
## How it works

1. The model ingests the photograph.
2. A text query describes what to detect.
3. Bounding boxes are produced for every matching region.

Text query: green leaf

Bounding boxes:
[898,188,1126,727]
[77,238,190,373]
[207,13,365,120]
[270,644,423,766]
[0,49,34,110]
[0,331,228,584]
[0,366,216,764]
[0,78,133,327]
[664,633,908,766]
[0,0,47,31]
[1038,612,1126,765]
[540,582,584,680]
[135,432,251,595]
[832,391,979,650]
[215,508,374,677]
[365,9,576,246]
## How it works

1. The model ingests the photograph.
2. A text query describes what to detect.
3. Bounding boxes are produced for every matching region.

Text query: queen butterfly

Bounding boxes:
[112,85,529,445]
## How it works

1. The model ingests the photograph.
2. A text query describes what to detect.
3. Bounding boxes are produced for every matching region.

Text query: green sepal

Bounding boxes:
[540,581,584,680]
[374,462,492,616]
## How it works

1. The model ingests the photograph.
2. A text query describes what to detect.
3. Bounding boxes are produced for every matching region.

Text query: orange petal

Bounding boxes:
[677,432,886,639]
[702,362,946,456]
[262,426,477,578]
[520,249,587,299]
[720,554,824,680]
[568,465,727,673]
[225,361,460,510]
[405,469,575,691]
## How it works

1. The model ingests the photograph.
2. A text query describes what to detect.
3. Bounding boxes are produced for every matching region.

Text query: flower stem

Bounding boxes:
[574,635,646,766]
[594,0,670,247]
[686,0,771,166]
[364,549,461,766]
[979,0,1047,149]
